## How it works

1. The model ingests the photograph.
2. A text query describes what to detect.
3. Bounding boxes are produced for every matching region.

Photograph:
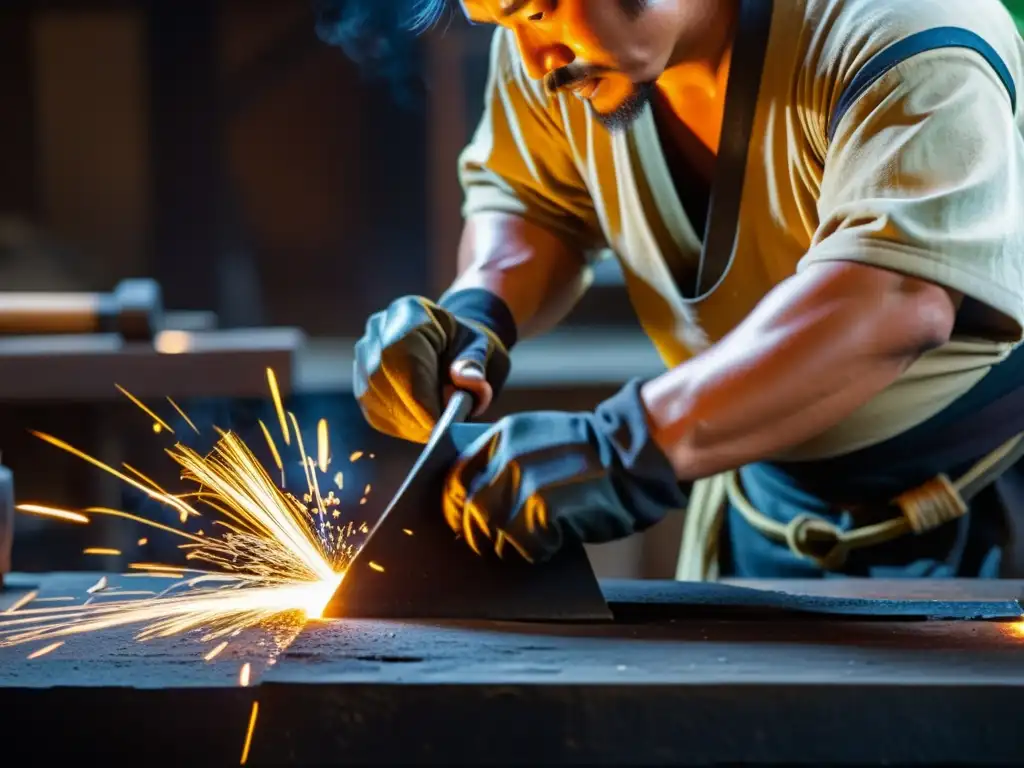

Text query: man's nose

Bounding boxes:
[514,29,573,80]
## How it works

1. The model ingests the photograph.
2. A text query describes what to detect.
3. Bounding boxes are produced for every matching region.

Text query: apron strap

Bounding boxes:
[675,474,730,581]
[724,432,1024,571]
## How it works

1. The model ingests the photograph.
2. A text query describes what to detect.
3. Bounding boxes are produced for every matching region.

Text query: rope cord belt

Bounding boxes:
[726,432,1024,571]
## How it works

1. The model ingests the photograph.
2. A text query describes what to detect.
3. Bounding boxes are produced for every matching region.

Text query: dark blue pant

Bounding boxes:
[720,458,1022,578]
[719,344,1024,579]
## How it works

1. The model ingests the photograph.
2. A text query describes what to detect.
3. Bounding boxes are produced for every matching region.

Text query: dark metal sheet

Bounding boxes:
[324,416,612,622]
[599,578,1024,621]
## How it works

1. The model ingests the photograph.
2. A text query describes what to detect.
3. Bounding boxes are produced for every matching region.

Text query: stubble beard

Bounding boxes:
[545,64,655,133]
[590,81,656,132]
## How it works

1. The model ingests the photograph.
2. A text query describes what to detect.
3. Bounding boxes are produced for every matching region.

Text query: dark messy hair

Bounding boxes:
[313,0,453,82]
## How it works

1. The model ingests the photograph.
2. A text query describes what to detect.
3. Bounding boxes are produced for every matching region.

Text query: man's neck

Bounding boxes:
[659,0,739,97]
[651,0,739,156]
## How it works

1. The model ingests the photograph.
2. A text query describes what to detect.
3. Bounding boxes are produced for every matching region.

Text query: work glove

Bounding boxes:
[442,379,689,563]
[353,288,517,444]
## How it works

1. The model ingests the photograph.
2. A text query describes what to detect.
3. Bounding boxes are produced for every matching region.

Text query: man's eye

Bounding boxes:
[528,12,544,21]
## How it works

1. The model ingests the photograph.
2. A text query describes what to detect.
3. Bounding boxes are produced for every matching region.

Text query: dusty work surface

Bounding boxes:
[250,612,1024,765]
[3,573,1024,765]
[0,572,290,765]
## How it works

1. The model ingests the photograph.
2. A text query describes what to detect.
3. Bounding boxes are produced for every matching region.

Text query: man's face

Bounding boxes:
[461,0,682,131]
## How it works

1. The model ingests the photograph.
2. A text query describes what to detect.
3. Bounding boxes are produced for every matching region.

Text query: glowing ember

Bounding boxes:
[5,591,38,614]
[266,367,290,446]
[117,384,174,434]
[17,505,89,524]
[26,641,64,659]
[240,701,259,765]
[205,641,229,661]
[317,418,330,473]
[1003,620,1024,638]
[167,396,200,434]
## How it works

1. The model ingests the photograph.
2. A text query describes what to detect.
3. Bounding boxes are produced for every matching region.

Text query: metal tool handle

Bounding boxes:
[447,358,487,423]
[446,390,476,425]
[0,279,162,340]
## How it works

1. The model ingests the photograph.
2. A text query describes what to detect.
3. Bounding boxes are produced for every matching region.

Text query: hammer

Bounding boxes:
[0,278,164,341]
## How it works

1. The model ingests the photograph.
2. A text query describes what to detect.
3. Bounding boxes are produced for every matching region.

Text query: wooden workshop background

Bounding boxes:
[0,1,685,580]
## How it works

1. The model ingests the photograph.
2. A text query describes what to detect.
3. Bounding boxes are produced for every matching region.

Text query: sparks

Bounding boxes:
[266,368,290,446]
[0,370,364,652]
[205,641,229,661]
[167,396,201,434]
[259,420,284,478]
[117,384,174,434]
[317,418,329,473]
[17,504,89,524]
[5,591,38,614]
[240,701,259,765]
[26,641,64,659]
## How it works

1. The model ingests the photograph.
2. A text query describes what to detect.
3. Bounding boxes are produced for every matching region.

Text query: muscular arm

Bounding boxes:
[445,212,592,340]
[642,261,961,481]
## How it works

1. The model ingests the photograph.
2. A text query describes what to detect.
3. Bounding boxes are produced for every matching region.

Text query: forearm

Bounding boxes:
[641,261,960,480]
[444,212,591,340]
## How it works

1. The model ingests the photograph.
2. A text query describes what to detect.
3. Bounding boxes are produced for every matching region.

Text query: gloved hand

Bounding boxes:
[353,288,517,443]
[442,379,689,563]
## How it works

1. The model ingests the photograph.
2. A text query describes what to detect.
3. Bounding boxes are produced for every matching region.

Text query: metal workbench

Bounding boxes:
[1,572,1022,765]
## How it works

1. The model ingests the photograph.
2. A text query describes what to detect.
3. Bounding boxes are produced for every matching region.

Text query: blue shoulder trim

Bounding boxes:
[828,26,1017,142]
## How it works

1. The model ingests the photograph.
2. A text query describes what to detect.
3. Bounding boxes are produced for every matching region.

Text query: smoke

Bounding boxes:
[312,0,454,106]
